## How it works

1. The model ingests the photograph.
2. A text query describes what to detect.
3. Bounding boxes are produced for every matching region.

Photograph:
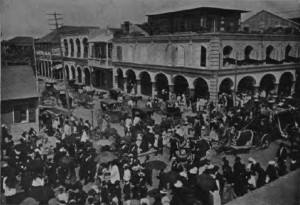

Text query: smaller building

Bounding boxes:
[242,10,300,33]
[1,36,34,66]
[1,65,39,138]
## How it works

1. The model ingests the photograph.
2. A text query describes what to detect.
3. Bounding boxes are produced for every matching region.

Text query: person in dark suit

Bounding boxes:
[123,181,131,203]
[157,168,167,190]
[276,142,288,162]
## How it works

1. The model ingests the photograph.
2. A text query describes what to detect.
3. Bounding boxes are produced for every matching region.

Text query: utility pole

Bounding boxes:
[47,12,72,117]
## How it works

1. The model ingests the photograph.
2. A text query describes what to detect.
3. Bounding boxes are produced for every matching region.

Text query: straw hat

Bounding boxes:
[174,180,183,188]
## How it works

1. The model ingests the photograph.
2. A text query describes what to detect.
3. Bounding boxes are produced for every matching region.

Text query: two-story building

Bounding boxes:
[36,26,98,81]
[111,7,300,101]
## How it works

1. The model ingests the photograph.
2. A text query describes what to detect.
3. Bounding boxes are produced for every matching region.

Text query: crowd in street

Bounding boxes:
[1,89,300,205]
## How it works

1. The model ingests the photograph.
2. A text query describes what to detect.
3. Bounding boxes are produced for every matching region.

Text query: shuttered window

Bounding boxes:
[13,104,28,123]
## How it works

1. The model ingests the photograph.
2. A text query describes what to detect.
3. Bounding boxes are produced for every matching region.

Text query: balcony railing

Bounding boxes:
[88,58,112,67]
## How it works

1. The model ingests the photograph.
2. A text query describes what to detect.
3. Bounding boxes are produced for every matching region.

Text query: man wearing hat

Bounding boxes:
[265,161,278,183]
[160,188,170,205]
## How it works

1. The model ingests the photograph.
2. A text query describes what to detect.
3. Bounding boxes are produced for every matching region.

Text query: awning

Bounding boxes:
[88,35,113,43]
[54,64,63,70]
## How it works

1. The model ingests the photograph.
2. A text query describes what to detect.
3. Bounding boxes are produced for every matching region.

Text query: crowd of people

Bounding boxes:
[1,88,300,205]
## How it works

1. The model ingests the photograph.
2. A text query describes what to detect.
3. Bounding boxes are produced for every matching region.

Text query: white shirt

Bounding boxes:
[110,165,120,184]
[81,130,89,142]
[123,169,131,182]
[3,177,16,197]
[32,177,45,187]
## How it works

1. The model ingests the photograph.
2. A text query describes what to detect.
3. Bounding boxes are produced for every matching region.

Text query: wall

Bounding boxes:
[1,98,39,140]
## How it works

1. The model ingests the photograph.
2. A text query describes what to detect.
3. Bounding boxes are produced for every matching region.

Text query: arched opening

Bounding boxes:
[83,38,88,58]
[219,78,234,94]
[76,38,81,57]
[244,45,254,59]
[70,39,74,57]
[71,66,75,80]
[278,72,293,96]
[194,77,209,99]
[155,73,169,100]
[126,69,136,93]
[266,45,275,59]
[238,76,256,93]
[223,46,233,58]
[117,46,123,61]
[117,68,124,90]
[84,68,91,85]
[64,39,68,56]
[259,74,276,94]
[173,75,189,96]
[140,72,152,96]
[201,46,207,67]
[77,67,82,83]
[65,65,70,80]
[285,45,292,58]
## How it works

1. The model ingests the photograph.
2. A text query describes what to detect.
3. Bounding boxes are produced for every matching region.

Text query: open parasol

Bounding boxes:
[145,160,167,170]
[196,174,218,192]
[165,171,180,183]
[58,156,75,169]
[94,151,116,163]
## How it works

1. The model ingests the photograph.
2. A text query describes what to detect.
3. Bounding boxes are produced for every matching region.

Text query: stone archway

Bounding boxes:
[155,73,169,100]
[117,68,124,90]
[238,76,256,93]
[193,77,209,99]
[260,74,276,93]
[126,69,137,94]
[173,75,189,96]
[140,72,152,96]
[219,78,234,94]
[278,72,294,96]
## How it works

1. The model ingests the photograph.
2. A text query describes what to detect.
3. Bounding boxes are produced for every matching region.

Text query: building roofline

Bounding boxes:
[243,10,300,27]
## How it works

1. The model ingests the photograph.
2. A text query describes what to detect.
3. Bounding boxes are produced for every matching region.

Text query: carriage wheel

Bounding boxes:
[260,134,270,149]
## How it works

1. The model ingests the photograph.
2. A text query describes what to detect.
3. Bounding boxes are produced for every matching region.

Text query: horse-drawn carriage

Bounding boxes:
[164,100,182,119]
[219,108,297,154]
[101,99,128,123]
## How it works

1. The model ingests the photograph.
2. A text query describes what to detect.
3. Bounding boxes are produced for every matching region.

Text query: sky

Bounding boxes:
[1,0,300,40]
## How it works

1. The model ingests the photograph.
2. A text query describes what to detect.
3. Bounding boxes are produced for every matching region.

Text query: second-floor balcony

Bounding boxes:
[88,58,112,68]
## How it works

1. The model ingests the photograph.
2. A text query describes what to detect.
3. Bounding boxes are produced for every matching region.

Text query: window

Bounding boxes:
[201,46,207,67]
[13,103,36,124]
[117,46,123,61]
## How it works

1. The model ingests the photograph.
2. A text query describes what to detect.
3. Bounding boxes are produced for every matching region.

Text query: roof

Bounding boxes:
[147,4,248,16]
[226,169,300,205]
[36,25,99,44]
[88,28,114,43]
[6,36,33,46]
[1,65,38,101]
[243,10,300,27]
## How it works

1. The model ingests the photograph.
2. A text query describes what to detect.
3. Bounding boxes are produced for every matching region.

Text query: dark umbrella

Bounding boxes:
[196,174,218,192]
[63,133,78,145]
[147,188,161,198]
[58,156,75,169]
[28,159,44,173]
[165,171,180,183]
[94,151,116,163]
[145,160,167,170]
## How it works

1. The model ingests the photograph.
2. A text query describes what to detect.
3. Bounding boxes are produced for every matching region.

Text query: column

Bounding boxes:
[291,81,296,95]
[169,84,174,99]
[136,79,141,95]
[44,61,47,78]
[152,81,156,97]
[124,77,127,93]
[81,39,84,58]
[274,83,279,95]
[106,43,109,67]
[254,85,259,96]
[50,61,53,79]
[74,38,78,58]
